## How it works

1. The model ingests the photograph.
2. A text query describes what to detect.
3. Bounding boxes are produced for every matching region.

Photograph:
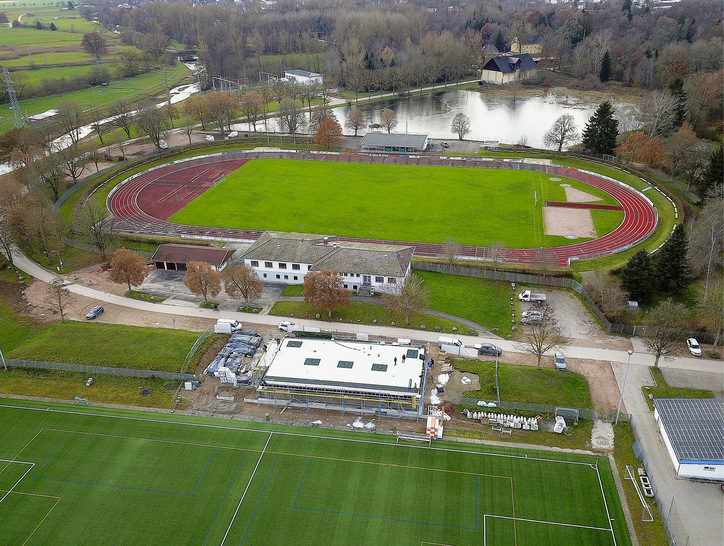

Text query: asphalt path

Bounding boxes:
[9,248,724,546]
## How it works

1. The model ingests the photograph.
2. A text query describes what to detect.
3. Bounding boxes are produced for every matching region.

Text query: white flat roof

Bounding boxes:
[263,338,426,397]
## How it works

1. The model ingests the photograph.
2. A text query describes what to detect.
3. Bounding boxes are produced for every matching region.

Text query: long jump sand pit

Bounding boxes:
[563,185,603,203]
[543,206,596,238]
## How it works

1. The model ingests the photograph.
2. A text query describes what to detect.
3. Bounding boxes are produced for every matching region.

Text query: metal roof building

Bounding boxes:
[359,133,428,152]
[653,398,724,480]
[256,337,428,418]
[151,243,234,271]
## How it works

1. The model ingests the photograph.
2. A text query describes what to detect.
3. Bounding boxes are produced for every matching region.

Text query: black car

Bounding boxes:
[475,343,502,357]
[85,305,104,320]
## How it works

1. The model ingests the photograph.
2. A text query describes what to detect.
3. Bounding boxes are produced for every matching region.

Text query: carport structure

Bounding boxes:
[151,243,234,272]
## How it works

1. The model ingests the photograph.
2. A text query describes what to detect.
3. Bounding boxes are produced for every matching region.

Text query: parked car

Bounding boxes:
[85,305,104,320]
[441,142,450,148]
[554,352,567,371]
[474,343,502,357]
[520,315,542,325]
[521,310,543,319]
[686,338,702,357]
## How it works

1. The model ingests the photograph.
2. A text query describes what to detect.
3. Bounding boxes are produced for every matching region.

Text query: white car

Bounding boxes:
[554,352,567,371]
[686,338,702,357]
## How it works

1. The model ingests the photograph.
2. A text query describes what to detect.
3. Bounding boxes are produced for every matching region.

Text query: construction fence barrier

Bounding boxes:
[6,359,200,381]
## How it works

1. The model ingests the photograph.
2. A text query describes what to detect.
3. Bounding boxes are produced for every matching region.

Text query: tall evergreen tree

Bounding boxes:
[494,30,506,53]
[699,144,723,198]
[621,250,657,304]
[599,51,612,82]
[654,224,691,292]
[668,78,687,131]
[582,101,619,155]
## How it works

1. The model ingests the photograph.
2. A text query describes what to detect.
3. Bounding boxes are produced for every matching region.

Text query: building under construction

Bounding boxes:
[254,337,429,419]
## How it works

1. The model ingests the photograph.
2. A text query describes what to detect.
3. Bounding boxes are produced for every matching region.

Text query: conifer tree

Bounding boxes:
[582,101,619,155]
[654,224,691,292]
[599,51,612,82]
[621,250,656,304]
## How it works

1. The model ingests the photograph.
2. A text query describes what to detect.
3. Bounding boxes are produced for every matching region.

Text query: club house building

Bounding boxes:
[255,337,428,418]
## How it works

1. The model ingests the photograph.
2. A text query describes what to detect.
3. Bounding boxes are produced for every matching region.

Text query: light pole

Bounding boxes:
[615,349,634,425]
[50,249,63,272]
[0,344,6,371]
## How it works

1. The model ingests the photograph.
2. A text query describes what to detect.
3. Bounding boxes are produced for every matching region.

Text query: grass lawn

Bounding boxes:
[281,284,304,296]
[6,321,201,373]
[0,369,183,409]
[613,423,669,546]
[0,399,631,545]
[270,301,474,334]
[0,64,189,134]
[416,271,514,337]
[12,63,117,86]
[0,27,83,47]
[2,51,96,66]
[642,367,715,411]
[455,359,593,409]
[170,158,620,248]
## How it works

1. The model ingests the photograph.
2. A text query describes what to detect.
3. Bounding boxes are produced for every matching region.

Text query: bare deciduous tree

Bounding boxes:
[696,280,723,351]
[639,89,679,139]
[74,199,114,261]
[183,261,221,303]
[643,299,689,367]
[521,303,566,369]
[450,113,471,141]
[47,279,70,321]
[543,114,579,152]
[381,274,429,325]
[688,198,724,301]
[223,263,262,303]
[134,103,169,148]
[109,248,149,291]
[380,108,397,133]
[345,108,366,136]
[303,269,350,318]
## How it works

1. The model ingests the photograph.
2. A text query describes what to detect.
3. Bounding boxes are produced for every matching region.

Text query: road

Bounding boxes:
[8,248,724,545]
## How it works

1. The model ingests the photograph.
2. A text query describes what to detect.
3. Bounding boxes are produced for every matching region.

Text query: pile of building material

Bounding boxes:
[204,331,263,385]
[463,409,540,431]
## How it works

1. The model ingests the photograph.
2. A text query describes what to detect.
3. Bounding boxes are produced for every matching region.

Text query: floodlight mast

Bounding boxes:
[2,65,28,128]
[615,349,634,425]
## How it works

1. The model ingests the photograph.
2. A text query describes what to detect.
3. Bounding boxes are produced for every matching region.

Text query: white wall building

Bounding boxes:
[284,70,323,86]
[240,231,414,293]
[653,398,724,480]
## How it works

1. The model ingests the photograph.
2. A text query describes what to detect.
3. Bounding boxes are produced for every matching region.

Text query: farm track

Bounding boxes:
[106,151,658,266]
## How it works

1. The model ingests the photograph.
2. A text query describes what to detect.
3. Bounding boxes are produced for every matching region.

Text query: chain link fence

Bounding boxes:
[7,359,200,381]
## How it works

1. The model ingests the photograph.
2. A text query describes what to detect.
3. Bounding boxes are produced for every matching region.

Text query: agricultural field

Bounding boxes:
[169,159,624,248]
[0,399,631,545]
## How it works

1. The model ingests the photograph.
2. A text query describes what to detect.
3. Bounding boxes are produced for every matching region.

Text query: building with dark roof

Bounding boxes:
[481,53,538,84]
[359,133,428,152]
[653,398,724,480]
[239,231,414,294]
[151,243,234,272]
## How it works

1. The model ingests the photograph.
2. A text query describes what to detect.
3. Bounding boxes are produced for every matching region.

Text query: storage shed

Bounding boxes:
[151,243,234,272]
[653,398,724,480]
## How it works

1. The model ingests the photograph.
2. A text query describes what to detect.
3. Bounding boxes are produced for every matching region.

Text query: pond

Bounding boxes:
[333,89,638,150]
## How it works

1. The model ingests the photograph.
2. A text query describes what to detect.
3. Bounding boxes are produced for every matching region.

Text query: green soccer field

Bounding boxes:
[0,400,631,545]
[168,159,624,248]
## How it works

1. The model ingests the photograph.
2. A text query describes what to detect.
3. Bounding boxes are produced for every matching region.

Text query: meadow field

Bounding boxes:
[0,399,631,545]
[169,159,624,248]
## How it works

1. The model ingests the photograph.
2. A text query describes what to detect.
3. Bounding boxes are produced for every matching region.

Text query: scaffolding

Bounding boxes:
[255,382,422,420]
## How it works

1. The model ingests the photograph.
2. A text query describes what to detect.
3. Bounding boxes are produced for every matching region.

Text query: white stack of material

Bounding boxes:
[364,421,376,430]
[461,376,472,385]
[437,374,450,386]
[352,417,365,429]
[214,366,237,386]
[430,388,441,405]
[553,415,566,434]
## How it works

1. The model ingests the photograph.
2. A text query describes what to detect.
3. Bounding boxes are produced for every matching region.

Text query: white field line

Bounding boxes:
[482,514,614,546]
[0,459,34,504]
[219,432,273,546]
[0,404,596,468]
[596,462,617,546]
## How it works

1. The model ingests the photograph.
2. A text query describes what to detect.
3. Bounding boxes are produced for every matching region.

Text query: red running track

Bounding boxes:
[106,152,658,266]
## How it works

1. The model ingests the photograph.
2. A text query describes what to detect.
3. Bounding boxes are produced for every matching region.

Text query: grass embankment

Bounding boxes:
[270,301,473,334]
[0,369,183,409]
[455,359,593,409]
[7,322,201,372]
[642,367,715,411]
[170,158,622,249]
[416,271,514,337]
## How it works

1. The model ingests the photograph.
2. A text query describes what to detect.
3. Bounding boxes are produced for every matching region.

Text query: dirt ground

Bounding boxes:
[543,206,596,238]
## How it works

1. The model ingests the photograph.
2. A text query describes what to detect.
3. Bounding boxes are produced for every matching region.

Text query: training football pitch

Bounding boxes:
[1,400,631,545]
[168,159,623,248]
